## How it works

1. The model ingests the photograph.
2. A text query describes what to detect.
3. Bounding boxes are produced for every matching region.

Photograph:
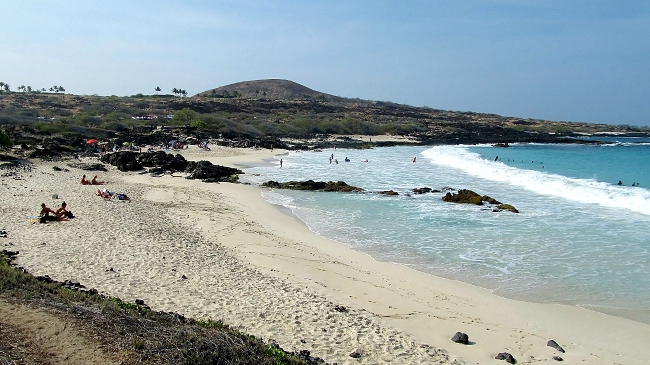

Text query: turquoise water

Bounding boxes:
[244,138,650,321]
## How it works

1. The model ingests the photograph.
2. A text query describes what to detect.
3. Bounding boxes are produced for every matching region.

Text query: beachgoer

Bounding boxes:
[39,203,60,223]
[91,175,105,185]
[413,157,417,163]
[280,158,283,168]
[494,156,499,162]
[344,157,350,162]
[80,175,90,185]
[55,201,74,219]
[618,181,623,185]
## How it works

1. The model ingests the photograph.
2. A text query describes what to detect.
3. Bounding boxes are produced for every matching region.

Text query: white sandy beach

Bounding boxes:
[2,144,650,364]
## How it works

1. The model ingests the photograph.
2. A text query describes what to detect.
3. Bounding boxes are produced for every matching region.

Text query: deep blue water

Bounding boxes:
[244,137,650,321]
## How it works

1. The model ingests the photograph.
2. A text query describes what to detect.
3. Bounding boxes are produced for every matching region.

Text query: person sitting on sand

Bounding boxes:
[55,201,74,219]
[39,203,62,223]
[91,175,105,185]
[80,175,91,185]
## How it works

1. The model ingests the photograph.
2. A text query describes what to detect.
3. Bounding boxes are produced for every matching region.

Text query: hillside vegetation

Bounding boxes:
[0,79,647,150]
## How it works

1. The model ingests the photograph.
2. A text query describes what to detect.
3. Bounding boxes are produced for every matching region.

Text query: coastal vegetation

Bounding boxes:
[0,250,310,364]
[0,79,647,152]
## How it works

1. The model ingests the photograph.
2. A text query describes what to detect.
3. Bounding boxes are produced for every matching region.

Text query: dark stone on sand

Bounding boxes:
[495,352,516,364]
[36,275,54,283]
[334,305,349,313]
[451,332,469,344]
[547,339,565,353]
[63,280,85,289]
[135,299,146,305]
[185,160,243,182]
[262,180,364,192]
[552,356,564,361]
[349,350,362,358]
[101,151,143,171]
[2,250,19,257]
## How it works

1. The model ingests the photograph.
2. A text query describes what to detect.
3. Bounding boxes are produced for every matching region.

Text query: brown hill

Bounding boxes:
[196,79,348,102]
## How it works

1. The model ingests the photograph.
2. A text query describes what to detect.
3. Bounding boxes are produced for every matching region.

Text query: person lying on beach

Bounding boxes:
[55,201,74,219]
[91,175,105,185]
[80,175,91,185]
[39,203,63,223]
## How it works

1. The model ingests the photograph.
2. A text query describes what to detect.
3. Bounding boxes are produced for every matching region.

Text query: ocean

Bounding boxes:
[243,137,650,322]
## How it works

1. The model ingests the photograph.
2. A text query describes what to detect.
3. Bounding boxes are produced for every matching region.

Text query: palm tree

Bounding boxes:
[172,87,179,96]
[155,86,161,94]
[181,89,187,97]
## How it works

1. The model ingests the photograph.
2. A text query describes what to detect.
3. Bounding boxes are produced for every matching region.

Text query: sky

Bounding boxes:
[1,1,649,126]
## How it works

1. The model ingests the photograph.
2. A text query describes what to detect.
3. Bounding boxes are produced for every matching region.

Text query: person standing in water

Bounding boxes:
[280,158,283,168]
[412,157,417,163]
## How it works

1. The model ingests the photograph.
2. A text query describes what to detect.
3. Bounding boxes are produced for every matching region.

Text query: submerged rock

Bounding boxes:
[262,180,364,192]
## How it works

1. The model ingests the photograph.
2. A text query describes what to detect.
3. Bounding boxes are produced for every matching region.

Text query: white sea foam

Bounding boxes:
[422,146,650,215]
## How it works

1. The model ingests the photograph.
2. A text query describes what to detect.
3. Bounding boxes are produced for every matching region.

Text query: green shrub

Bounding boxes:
[0,127,12,146]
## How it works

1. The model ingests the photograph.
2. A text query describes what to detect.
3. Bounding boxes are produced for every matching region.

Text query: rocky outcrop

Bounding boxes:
[261,180,364,192]
[100,151,143,171]
[184,160,242,182]
[101,151,242,182]
[451,332,469,344]
[442,189,484,205]
[442,189,518,213]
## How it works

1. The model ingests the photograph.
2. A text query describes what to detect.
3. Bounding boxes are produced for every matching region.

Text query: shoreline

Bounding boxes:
[2,145,650,364]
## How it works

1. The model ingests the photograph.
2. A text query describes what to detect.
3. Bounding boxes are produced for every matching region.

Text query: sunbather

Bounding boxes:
[39,203,62,223]
[55,201,74,219]
[91,175,105,185]
[80,175,91,185]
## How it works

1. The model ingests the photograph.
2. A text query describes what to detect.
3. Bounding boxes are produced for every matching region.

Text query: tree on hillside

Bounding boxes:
[18,85,26,92]
[2,83,10,92]
[155,86,161,94]
[172,87,179,96]
[181,89,187,97]
[171,108,197,125]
